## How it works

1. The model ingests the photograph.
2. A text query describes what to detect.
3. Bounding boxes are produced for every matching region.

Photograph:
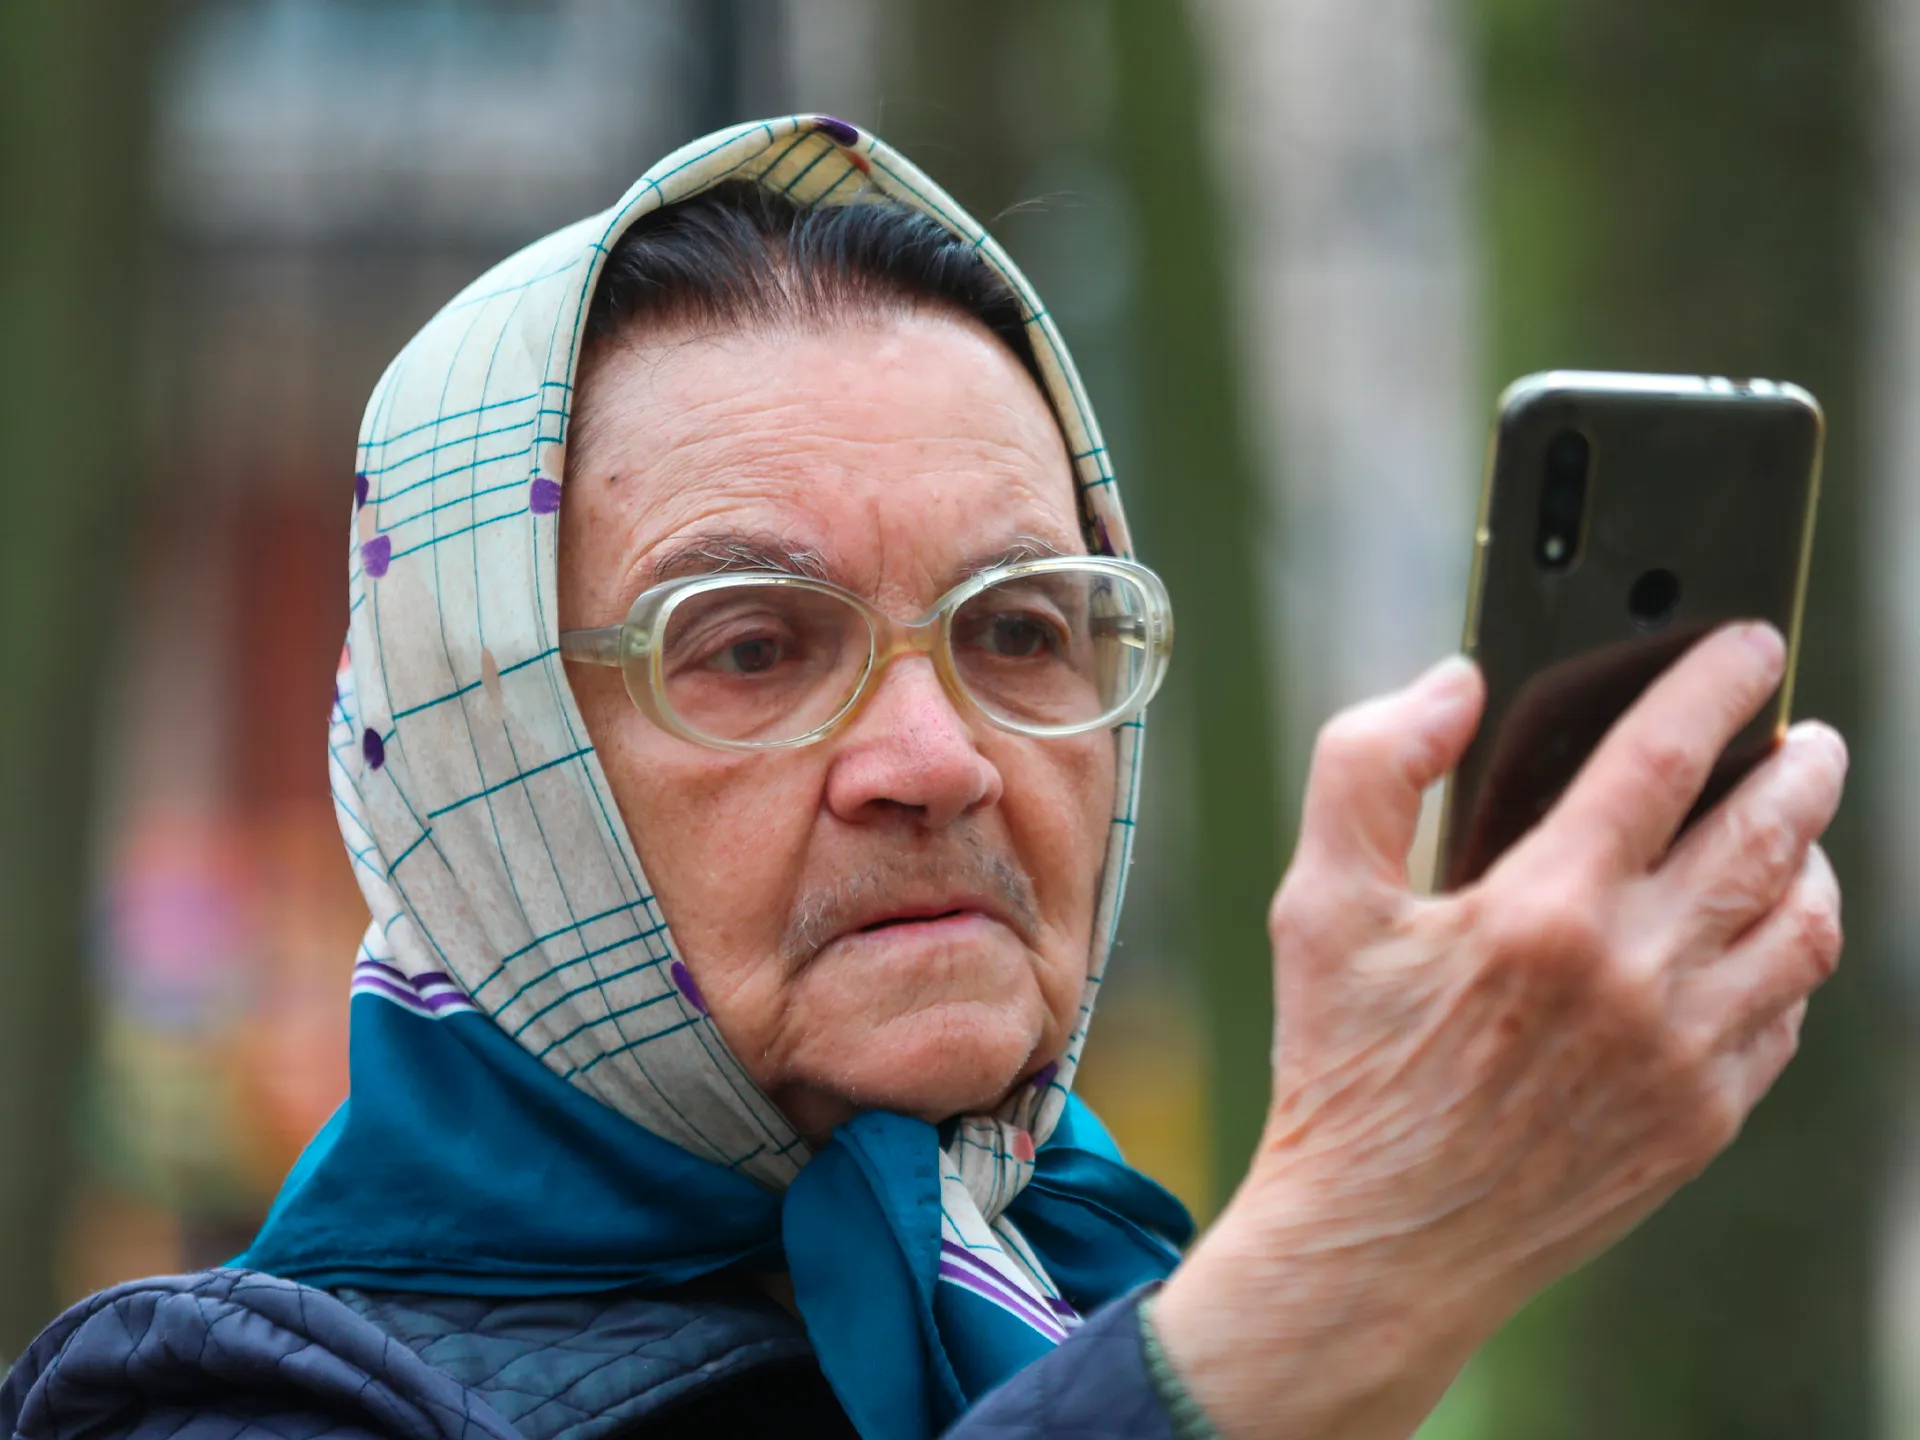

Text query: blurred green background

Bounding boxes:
[2,1,1914,1434]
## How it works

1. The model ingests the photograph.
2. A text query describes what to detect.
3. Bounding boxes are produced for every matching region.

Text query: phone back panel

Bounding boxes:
[1437,372,1823,891]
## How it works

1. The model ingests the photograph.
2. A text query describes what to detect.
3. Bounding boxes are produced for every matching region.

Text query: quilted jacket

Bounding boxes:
[0,1269,1178,1440]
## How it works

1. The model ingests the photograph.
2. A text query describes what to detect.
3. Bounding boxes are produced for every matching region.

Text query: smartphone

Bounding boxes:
[1435,371,1823,892]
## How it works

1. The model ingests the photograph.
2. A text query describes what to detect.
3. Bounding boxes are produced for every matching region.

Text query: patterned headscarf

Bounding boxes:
[239,117,1190,1439]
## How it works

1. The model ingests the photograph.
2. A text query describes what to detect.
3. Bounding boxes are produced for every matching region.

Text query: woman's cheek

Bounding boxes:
[1013,737,1113,911]
[637,759,821,951]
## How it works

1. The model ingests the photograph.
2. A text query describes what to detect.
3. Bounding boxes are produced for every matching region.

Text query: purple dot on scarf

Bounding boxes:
[813,115,859,147]
[528,477,562,515]
[353,472,369,509]
[1030,1061,1059,1092]
[362,728,386,769]
[362,534,391,578]
[669,961,707,1014]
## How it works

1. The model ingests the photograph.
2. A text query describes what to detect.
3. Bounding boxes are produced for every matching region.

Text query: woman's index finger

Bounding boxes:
[1541,623,1787,875]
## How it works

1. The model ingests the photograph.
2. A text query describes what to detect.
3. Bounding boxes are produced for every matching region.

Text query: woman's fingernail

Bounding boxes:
[1786,720,1849,774]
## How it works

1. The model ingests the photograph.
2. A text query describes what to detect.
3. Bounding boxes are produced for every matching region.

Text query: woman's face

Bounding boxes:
[558,309,1114,1143]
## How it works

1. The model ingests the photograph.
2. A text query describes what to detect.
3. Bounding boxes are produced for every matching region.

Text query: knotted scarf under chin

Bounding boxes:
[238,995,1191,1439]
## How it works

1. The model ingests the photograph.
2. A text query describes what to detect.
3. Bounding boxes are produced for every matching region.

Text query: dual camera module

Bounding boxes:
[1532,426,1679,629]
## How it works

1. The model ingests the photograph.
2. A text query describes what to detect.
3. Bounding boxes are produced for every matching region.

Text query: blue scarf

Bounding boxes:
[240,997,1190,1437]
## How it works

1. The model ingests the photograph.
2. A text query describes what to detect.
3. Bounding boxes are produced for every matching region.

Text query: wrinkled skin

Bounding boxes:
[1156,632,1847,1439]
[559,309,1113,1144]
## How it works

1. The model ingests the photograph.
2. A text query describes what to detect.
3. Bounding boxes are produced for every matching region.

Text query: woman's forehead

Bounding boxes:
[564,312,1087,598]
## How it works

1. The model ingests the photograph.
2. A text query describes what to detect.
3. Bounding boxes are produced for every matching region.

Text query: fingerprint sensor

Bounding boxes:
[1628,568,1681,629]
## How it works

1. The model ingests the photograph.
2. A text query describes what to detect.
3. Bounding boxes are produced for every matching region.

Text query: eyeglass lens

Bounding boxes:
[654,569,1152,743]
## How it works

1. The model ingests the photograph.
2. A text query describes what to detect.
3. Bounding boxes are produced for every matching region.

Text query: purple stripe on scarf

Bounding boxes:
[937,1242,1070,1340]
[351,974,434,1012]
[352,973,473,1015]
[937,1261,1069,1342]
[941,1240,1078,1322]
[354,959,466,999]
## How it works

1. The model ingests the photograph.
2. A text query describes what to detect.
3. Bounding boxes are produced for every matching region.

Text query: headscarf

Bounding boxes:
[238,116,1192,1439]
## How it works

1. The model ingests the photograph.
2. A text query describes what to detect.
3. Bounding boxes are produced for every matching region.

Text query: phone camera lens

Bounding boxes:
[1535,429,1591,571]
[1628,567,1681,628]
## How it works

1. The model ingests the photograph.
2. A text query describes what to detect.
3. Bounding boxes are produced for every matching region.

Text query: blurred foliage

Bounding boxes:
[0,1,163,1356]
[1437,0,1892,1434]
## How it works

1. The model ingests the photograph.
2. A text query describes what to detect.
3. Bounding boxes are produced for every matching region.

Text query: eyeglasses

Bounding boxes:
[558,556,1174,751]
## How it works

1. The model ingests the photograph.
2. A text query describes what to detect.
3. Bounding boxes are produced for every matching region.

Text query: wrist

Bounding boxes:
[1151,1180,1493,1440]
[1139,1291,1225,1440]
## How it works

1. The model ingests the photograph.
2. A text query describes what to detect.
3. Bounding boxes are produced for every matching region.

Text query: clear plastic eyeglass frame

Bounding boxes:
[557,555,1175,752]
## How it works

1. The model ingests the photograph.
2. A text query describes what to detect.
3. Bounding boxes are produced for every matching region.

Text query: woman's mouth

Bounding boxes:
[857,908,970,933]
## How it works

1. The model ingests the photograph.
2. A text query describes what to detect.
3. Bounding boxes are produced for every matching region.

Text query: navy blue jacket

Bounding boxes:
[1,1269,1178,1439]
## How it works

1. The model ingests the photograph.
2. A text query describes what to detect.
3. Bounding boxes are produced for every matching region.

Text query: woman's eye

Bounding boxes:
[669,618,801,677]
[714,635,785,674]
[971,612,1063,659]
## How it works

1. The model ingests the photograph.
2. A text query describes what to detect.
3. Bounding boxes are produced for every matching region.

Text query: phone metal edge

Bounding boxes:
[1771,388,1826,744]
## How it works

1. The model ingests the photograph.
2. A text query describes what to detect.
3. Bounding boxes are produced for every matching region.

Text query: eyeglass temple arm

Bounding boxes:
[557,626,625,668]
[1092,614,1151,646]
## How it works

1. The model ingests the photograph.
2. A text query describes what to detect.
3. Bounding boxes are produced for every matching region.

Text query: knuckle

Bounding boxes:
[1724,808,1800,888]
[1311,708,1384,775]
[1795,885,1845,978]
[1661,1054,1743,1164]
[1688,815,1800,929]
[1751,1010,1806,1095]
[1270,861,1399,960]
[1590,956,1667,1050]
[1486,879,1609,973]
[1772,1010,1806,1065]
[1627,734,1700,800]
[1267,888,1308,953]
[1655,1013,1717,1078]
[1268,870,1338,956]
[1685,1087,1745,1161]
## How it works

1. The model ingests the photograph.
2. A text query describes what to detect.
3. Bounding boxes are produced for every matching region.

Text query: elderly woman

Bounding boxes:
[3,119,1845,1440]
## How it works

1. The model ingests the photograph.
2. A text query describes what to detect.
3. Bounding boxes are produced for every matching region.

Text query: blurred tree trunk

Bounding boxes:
[1866,1,1920,1432]
[0,2,159,1356]
[1469,0,1884,1434]
[1106,1,1284,1205]
[884,0,1284,1207]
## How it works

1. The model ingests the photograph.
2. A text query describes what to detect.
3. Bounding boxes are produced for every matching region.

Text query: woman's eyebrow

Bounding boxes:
[645,532,831,583]
[644,531,1078,590]
[955,535,1075,579]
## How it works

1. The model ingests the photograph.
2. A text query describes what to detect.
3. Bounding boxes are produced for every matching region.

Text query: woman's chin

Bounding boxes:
[777,1000,1050,1136]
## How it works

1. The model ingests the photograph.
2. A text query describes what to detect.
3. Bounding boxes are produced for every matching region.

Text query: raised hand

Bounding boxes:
[1153,624,1846,1440]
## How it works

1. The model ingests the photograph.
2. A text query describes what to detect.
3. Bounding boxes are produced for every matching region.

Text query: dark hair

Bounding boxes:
[582,180,1046,392]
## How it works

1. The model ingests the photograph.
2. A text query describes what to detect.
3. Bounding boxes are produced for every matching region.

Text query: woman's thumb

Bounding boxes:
[1295,655,1484,886]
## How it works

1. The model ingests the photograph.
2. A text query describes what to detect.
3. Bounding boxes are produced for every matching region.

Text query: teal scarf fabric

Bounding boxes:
[242,997,1190,1436]
[237,117,1189,1439]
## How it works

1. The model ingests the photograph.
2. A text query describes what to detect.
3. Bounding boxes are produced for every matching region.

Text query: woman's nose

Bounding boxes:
[823,654,1003,828]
